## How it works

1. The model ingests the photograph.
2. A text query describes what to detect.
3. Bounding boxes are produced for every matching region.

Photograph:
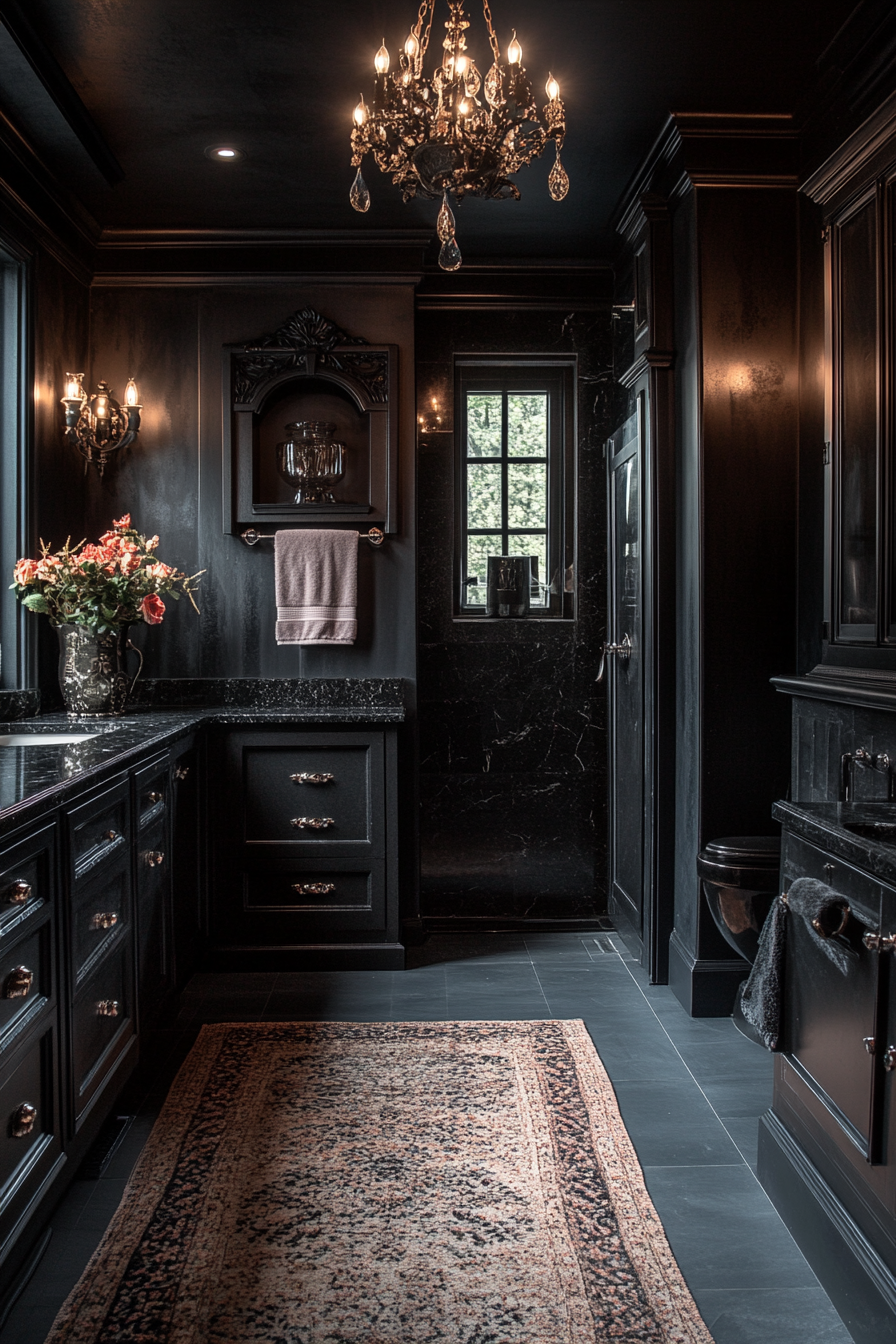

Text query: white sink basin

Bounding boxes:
[0,733,99,746]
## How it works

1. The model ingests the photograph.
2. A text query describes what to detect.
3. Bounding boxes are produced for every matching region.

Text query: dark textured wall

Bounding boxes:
[416,304,614,925]
[32,283,418,696]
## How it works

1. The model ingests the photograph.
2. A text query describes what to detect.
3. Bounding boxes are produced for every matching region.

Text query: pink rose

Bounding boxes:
[119,551,141,576]
[13,558,37,585]
[141,593,165,625]
[113,513,131,531]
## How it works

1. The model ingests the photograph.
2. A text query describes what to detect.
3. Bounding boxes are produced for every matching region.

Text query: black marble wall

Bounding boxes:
[416,304,615,925]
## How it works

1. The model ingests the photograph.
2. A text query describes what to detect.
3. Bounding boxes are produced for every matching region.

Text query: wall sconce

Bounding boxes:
[417,396,444,435]
[61,372,142,475]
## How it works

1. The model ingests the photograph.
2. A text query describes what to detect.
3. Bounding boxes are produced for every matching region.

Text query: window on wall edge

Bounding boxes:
[455,359,575,618]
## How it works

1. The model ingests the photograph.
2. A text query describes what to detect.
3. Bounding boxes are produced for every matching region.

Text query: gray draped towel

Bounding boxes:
[274,529,358,645]
[740,877,851,1051]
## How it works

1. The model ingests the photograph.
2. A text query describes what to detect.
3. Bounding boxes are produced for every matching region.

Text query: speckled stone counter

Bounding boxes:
[773,798,896,885]
[0,679,406,837]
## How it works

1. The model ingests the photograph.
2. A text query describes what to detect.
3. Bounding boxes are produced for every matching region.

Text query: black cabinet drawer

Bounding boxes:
[0,1021,61,1258]
[0,823,56,936]
[71,939,133,1126]
[239,864,385,935]
[782,834,883,927]
[68,777,129,880]
[71,864,130,985]
[230,733,384,854]
[0,922,52,1049]
[134,754,168,832]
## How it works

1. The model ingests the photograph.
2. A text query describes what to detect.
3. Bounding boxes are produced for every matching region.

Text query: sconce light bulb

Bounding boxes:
[507,30,522,65]
[125,378,138,406]
[64,372,82,401]
[94,393,109,420]
[375,41,390,75]
[353,94,368,126]
[458,97,470,115]
[545,73,559,101]
[455,54,468,76]
[405,31,419,60]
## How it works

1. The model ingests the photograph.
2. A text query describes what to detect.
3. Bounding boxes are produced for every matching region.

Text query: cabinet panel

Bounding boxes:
[135,815,172,1024]
[0,922,51,1049]
[71,865,130,985]
[783,833,883,1157]
[0,824,56,936]
[134,755,169,832]
[0,1023,60,1251]
[238,862,385,937]
[68,776,129,880]
[71,938,133,1127]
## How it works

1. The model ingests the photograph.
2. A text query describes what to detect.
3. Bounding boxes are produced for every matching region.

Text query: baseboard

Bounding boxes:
[758,1110,896,1344]
[421,917,613,934]
[667,929,748,1016]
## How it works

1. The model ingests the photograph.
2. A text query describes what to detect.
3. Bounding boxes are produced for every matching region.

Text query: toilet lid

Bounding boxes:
[703,836,780,866]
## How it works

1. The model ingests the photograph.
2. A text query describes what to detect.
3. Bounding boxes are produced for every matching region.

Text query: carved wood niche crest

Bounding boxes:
[224,307,397,534]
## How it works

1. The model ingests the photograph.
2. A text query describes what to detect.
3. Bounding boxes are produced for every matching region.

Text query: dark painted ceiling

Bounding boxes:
[0,0,862,262]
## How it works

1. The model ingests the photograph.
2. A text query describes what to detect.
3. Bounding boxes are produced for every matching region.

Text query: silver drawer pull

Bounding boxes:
[290,772,335,785]
[5,880,31,905]
[91,912,118,930]
[142,850,165,868]
[292,882,336,895]
[863,931,896,953]
[103,830,119,843]
[10,1103,36,1137]
[4,966,33,999]
[291,817,335,830]
[96,1000,120,1017]
[885,1046,896,1072]
[174,765,190,781]
[147,791,163,805]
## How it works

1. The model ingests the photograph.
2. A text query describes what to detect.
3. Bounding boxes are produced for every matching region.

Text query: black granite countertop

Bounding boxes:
[773,799,896,886]
[0,679,406,838]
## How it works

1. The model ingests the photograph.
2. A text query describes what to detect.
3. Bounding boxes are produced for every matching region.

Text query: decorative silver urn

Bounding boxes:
[276,421,346,504]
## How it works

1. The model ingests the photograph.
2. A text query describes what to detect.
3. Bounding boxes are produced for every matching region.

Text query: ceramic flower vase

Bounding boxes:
[56,624,143,718]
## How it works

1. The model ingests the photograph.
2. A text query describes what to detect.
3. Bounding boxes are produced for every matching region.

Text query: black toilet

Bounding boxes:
[696,836,781,964]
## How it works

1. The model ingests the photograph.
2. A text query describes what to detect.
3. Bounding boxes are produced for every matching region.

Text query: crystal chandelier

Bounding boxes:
[349,0,568,270]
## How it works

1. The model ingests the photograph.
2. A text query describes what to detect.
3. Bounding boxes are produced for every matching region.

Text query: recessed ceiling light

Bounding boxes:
[205,145,245,162]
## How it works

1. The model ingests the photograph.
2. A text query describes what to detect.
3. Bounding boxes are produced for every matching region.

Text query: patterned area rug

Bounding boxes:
[48,1021,712,1343]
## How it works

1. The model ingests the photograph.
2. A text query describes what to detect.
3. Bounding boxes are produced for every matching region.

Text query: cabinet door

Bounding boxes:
[783,834,884,1158]
[171,739,202,987]
[135,815,172,1026]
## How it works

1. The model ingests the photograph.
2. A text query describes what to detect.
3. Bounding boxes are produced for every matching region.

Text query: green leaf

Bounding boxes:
[22,594,50,613]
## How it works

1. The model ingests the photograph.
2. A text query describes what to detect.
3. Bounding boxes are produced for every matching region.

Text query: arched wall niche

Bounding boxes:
[223,306,398,532]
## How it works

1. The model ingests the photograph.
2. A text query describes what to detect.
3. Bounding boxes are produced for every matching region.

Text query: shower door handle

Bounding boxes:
[596,633,632,683]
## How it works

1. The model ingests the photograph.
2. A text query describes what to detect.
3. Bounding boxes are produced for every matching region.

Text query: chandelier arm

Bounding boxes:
[480,0,502,65]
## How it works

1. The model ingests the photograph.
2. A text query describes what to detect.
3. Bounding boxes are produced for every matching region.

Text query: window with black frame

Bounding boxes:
[456,362,572,617]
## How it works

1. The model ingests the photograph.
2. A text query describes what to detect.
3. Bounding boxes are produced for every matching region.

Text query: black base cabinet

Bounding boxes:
[759,811,896,1344]
[207,727,404,970]
[0,739,200,1300]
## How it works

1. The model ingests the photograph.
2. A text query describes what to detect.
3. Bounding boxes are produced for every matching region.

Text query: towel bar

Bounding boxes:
[240,527,385,547]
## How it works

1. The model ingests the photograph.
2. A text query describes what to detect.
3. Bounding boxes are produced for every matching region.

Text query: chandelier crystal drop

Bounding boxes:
[349,0,568,270]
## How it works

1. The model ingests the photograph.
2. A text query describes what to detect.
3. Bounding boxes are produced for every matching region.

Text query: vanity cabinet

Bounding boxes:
[209,727,402,967]
[760,811,896,1343]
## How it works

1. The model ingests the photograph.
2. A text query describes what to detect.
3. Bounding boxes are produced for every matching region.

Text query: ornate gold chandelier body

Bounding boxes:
[349,0,568,269]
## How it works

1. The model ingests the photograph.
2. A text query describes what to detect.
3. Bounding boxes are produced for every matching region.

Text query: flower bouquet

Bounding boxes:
[12,514,203,716]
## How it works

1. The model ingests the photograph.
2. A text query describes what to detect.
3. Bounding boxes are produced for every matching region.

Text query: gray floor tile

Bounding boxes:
[694,1286,852,1343]
[612,1077,745,1166]
[643,1164,820,1292]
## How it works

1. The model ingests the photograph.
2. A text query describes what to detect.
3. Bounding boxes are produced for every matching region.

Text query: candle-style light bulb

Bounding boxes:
[545,73,559,101]
[507,31,522,65]
[353,94,368,126]
[405,31,419,60]
[458,97,470,115]
[94,392,109,421]
[64,373,82,400]
[125,378,138,406]
[375,40,390,75]
[455,54,468,76]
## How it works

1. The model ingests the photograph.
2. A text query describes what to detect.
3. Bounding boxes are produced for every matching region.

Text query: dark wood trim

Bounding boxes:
[667,930,749,1016]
